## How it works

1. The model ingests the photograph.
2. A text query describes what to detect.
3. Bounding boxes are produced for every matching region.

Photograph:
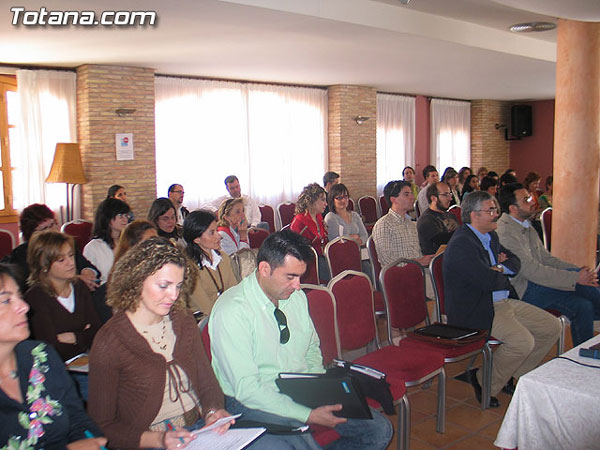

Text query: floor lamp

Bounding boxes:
[46,143,88,222]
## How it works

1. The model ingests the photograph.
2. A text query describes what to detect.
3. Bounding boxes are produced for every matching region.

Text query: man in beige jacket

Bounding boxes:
[496,183,600,347]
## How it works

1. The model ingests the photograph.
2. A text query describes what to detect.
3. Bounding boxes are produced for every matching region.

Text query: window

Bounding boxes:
[430,99,470,172]
[0,75,18,221]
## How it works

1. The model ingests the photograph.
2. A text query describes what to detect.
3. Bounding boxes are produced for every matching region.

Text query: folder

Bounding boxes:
[412,323,480,340]
[276,372,372,419]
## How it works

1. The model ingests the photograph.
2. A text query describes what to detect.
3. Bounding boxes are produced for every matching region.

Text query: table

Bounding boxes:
[495,334,600,450]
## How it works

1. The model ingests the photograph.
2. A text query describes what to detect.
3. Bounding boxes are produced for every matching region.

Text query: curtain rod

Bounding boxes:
[155,73,328,91]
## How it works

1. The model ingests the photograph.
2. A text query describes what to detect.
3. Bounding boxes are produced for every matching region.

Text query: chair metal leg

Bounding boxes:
[481,343,493,410]
[398,395,410,450]
[435,369,446,433]
[557,315,566,355]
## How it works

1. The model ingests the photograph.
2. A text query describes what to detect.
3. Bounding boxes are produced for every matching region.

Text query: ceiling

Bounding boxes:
[1,0,598,100]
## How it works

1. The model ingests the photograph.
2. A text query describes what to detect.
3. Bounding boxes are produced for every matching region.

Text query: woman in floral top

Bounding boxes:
[0,263,105,450]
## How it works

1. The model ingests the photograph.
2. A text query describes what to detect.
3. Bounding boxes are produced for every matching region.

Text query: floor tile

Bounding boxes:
[411,418,471,448]
[445,403,502,432]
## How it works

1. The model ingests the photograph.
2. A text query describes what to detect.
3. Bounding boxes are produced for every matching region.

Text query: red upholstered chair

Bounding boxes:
[248,227,269,249]
[304,283,411,450]
[347,198,355,211]
[414,200,421,219]
[358,196,378,233]
[379,195,390,216]
[61,220,93,251]
[541,207,552,251]
[300,246,320,285]
[0,229,15,259]
[328,270,446,442]
[258,204,275,233]
[429,252,494,409]
[366,235,382,292]
[277,202,296,230]
[448,205,462,225]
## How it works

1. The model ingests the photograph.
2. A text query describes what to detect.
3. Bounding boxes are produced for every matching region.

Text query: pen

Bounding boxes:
[84,430,108,450]
[165,419,185,444]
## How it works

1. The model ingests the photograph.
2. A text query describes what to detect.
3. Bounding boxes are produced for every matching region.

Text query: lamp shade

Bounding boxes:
[46,143,88,184]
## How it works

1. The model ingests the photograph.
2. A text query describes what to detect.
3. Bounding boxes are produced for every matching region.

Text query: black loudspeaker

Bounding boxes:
[511,105,532,137]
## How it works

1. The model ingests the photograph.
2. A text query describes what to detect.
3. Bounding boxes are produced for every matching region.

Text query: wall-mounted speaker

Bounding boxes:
[511,105,532,137]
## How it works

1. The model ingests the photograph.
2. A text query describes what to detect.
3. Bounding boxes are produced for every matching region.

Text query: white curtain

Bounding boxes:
[376,94,415,196]
[155,77,327,210]
[430,99,470,173]
[14,70,77,215]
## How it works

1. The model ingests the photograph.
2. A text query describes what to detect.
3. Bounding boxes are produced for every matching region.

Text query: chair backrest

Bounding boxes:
[61,220,93,250]
[258,204,275,233]
[302,284,341,364]
[230,247,257,282]
[366,235,382,291]
[358,196,378,224]
[248,227,269,249]
[324,237,362,279]
[380,258,428,337]
[429,252,445,322]
[277,202,296,230]
[379,195,390,216]
[414,200,421,218]
[448,205,463,225]
[198,317,212,362]
[0,230,15,259]
[328,270,378,352]
[348,198,355,211]
[541,207,552,251]
[300,246,320,285]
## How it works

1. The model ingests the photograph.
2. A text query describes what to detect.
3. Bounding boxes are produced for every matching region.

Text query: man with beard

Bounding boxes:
[496,183,600,347]
[444,191,560,407]
[417,181,459,254]
[209,230,392,449]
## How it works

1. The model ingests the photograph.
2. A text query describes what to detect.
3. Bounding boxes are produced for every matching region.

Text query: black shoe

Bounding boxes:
[502,377,516,395]
[467,369,500,408]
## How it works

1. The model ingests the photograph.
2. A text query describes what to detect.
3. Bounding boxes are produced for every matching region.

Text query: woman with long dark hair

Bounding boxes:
[147,198,183,246]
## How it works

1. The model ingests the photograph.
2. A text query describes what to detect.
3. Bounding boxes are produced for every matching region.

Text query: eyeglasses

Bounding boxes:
[334,194,349,201]
[477,207,499,216]
[520,196,532,203]
[437,192,452,198]
[115,213,129,219]
[274,308,290,344]
[36,220,57,232]
[173,190,184,195]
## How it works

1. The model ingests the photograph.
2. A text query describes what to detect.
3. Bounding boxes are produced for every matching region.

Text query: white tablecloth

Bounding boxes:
[495,334,600,450]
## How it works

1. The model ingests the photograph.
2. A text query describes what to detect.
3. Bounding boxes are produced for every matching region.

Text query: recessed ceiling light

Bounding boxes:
[509,22,556,33]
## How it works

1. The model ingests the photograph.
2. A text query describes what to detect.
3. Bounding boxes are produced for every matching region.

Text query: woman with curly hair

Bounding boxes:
[216,198,249,255]
[84,198,130,284]
[290,182,329,280]
[184,210,237,316]
[147,198,184,247]
[88,237,232,450]
[25,231,101,362]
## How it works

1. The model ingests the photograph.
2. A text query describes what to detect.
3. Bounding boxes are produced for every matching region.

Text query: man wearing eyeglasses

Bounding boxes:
[168,184,189,225]
[417,182,459,255]
[443,191,561,407]
[496,183,600,347]
[209,230,392,449]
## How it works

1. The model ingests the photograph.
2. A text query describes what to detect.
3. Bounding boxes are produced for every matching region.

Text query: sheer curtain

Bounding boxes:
[430,99,470,173]
[14,70,77,214]
[155,77,327,209]
[376,94,415,195]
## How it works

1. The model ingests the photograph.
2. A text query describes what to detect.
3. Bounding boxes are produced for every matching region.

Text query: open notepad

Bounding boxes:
[188,414,265,450]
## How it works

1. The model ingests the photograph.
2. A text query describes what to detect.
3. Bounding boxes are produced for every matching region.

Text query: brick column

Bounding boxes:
[76,65,156,220]
[470,100,511,174]
[327,85,377,201]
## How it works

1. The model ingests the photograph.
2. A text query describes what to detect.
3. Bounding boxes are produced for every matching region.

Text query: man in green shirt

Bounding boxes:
[209,230,392,449]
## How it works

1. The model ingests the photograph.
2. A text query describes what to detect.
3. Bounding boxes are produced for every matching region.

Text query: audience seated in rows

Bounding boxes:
[3,203,99,293]
[416,182,459,255]
[148,197,184,246]
[538,176,553,210]
[209,230,393,450]
[480,175,499,197]
[83,198,130,284]
[0,264,107,449]
[416,165,439,214]
[443,191,561,407]
[402,166,420,199]
[324,183,368,246]
[184,210,238,316]
[89,238,233,449]
[208,176,267,230]
[168,184,189,225]
[107,184,135,222]
[460,174,479,201]
[457,166,472,195]
[496,183,600,346]
[217,198,250,255]
[322,171,340,216]
[442,167,461,207]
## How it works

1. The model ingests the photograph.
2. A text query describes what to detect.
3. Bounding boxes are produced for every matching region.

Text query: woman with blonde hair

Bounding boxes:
[88,237,231,449]
[184,210,237,316]
[25,231,101,363]
[217,198,249,255]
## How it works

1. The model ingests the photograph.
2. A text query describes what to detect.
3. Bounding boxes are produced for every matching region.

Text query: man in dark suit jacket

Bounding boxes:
[444,191,560,407]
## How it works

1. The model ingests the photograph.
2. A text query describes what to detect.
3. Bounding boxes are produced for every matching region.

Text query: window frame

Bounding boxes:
[0,75,18,222]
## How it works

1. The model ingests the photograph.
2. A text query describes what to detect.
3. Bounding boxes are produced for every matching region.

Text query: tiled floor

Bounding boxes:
[379,320,572,450]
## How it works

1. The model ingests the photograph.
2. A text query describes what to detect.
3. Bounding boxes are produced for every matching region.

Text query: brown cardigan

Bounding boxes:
[188,252,238,315]
[88,309,224,449]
